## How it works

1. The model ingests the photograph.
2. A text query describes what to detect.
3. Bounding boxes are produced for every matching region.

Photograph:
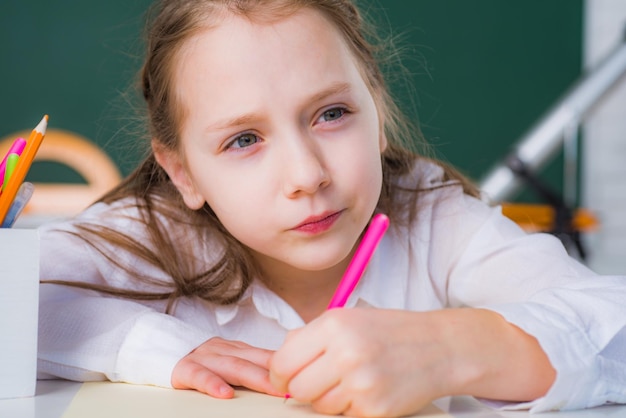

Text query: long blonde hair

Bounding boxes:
[44,0,477,309]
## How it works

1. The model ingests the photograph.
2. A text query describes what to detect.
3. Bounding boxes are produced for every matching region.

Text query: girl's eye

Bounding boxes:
[228,133,259,149]
[320,107,346,122]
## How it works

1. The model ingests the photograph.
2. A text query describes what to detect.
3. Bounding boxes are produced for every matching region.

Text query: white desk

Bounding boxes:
[0,380,80,418]
[0,380,624,418]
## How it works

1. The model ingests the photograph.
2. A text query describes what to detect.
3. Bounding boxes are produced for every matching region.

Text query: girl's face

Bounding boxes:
[157,9,386,276]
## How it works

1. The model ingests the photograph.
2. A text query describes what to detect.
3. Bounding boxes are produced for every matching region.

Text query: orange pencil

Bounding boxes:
[0,115,48,225]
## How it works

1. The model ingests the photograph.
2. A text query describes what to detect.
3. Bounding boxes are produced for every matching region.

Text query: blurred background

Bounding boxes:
[1,0,625,273]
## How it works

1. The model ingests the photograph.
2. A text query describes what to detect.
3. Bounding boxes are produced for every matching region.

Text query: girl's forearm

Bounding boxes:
[439,308,556,402]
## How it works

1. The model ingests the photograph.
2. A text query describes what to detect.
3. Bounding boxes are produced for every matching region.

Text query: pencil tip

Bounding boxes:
[35,114,49,134]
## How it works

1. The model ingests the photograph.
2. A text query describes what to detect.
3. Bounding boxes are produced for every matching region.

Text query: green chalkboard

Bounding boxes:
[363,0,582,200]
[0,0,152,179]
[0,0,582,201]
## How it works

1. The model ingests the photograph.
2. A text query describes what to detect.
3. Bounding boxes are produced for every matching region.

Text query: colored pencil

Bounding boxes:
[1,153,20,191]
[327,213,390,309]
[0,115,48,225]
[1,182,35,228]
[0,137,27,186]
[284,213,390,401]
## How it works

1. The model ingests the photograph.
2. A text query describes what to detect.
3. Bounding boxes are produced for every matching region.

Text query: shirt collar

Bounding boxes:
[214,279,306,329]
[347,231,407,309]
[213,231,406,327]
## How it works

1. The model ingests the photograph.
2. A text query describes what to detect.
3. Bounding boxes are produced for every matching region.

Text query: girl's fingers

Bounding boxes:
[309,383,351,416]
[208,337,276,369]
[269,322,329,391]
[172,338,282,397]
[207,354,283,396]
[172,360,234,398]
[285,351,341,403]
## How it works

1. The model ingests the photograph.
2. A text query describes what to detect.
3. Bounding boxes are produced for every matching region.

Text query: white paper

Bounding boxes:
[62,383,451,418]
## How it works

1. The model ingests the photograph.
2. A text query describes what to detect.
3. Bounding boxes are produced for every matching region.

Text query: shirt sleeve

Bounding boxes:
[444,197,626,411]
[38,286,210,388]
[486,281,626,412]
[37,203,214,387]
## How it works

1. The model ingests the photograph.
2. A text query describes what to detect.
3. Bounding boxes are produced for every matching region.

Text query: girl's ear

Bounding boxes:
[376,104,388,153]
[379,131,388,153]
[152,141,206,210]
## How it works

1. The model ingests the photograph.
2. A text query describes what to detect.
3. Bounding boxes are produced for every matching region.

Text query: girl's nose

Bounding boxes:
[281,139,330,197]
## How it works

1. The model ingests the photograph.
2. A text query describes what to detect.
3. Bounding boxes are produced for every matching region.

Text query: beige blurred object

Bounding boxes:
[0,129,122,218]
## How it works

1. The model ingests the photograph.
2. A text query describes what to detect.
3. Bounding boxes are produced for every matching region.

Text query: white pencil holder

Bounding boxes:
[0,229,39,399]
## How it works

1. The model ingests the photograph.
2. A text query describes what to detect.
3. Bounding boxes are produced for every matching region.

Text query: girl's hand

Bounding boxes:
[172,337,283,399]
[270,308,449,417]
[269,308,555,417]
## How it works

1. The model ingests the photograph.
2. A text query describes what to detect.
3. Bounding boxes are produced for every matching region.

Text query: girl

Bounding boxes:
[38,0,626,417]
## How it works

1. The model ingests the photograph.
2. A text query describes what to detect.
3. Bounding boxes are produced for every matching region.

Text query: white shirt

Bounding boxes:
[37,160,626,413]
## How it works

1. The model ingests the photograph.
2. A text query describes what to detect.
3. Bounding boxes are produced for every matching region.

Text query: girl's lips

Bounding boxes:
[293,211,342,234]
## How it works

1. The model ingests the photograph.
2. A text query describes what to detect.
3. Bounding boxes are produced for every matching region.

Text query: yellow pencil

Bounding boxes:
[0,115,48,225]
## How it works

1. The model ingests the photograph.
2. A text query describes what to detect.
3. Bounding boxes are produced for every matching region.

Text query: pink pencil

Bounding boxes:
[284,213,390,402]
[327,213,390,309]
[0,137,27,186]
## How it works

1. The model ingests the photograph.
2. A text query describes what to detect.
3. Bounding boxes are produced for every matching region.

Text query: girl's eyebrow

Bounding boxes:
[307,81,352,106]
[206,82,352,132]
